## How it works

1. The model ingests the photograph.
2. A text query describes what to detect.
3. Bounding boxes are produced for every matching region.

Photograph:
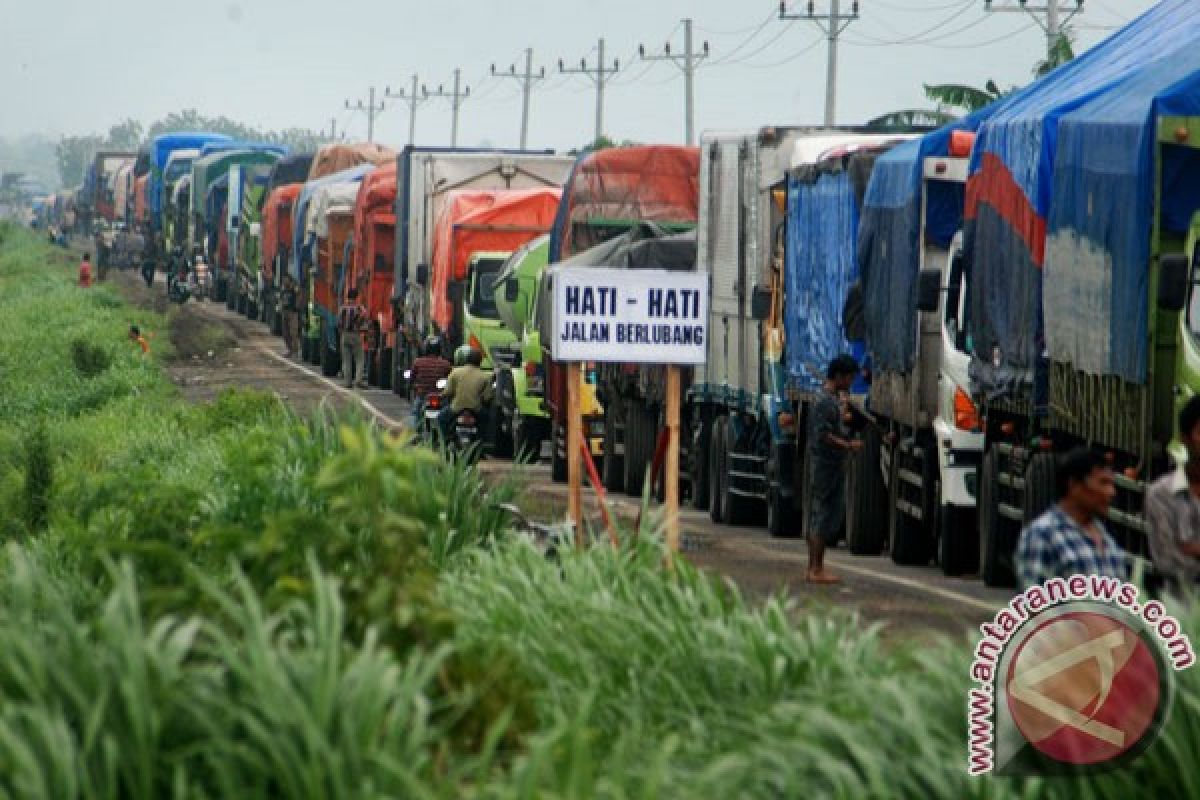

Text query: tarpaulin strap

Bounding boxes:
[579,437,618,547]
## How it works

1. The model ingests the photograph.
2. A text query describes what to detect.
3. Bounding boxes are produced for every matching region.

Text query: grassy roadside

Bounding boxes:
[0,221,1196,798]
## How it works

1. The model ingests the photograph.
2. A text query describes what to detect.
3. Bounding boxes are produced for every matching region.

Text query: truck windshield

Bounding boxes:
[469,258,506,319]
[945,250,972,354]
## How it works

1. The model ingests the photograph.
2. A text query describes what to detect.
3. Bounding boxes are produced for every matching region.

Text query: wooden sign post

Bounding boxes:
[664,365,682,554]
[566,361,584,545]
[551,267,708,554]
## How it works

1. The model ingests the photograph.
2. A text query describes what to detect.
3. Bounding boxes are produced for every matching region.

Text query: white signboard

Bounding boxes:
[551,267,708,365]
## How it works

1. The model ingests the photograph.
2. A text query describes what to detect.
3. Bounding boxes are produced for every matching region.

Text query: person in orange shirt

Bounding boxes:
[128,325,150,355]
[78,253,93,288]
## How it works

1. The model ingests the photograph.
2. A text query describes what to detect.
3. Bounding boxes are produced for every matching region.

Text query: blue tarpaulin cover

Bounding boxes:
[786,169,863,392]
[290,165,373,280]
[857,112,990,373]
[968,0,1200,386]
[149,133,231,218]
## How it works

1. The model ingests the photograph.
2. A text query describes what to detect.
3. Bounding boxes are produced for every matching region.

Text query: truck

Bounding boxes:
[261,182,305,335]
[688,129,910,533]
[188,146,286,302]
[850,127,983,574]
[148,133,232,258]
[289,166,375,368]
[250,154,314,334]
[543,145,700,487]
[390,147,574,393]
[491,235,552,459]
[80,150,136,228]
[307,180,363,376]
[962,1,1200,586]
[349,162,398,387]
[428,187,561,365]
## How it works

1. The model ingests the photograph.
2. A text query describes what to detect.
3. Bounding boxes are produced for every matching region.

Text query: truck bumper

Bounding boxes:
[932,419,983,508]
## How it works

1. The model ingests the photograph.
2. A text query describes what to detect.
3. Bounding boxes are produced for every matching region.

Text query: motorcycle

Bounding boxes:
[404,370,447,443]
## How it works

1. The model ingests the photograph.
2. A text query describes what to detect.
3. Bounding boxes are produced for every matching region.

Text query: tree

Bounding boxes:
[1034,29,1076,78]
[56,134,104,188]
[923,80,1014,115]
[106,119,143,150]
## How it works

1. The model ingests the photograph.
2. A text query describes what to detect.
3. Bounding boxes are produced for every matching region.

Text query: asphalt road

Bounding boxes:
[116,268,1015,640]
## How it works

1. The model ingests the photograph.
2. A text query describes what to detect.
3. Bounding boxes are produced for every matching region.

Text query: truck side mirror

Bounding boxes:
[916,267,942,313]
[416,263,429,287]
[505,277,520,303]
[750,285,772,320]
[1158,254,1189,312]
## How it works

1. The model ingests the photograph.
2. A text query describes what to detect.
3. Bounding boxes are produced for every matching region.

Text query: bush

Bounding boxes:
[69,336,112,378]
[20,421,52,533]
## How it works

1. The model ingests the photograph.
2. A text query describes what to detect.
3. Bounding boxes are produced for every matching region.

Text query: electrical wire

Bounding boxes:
[845,11,992,47]
[704,7,783,66]
[845,0,976,46]
[705,22,794,68]
[728,33,825,69]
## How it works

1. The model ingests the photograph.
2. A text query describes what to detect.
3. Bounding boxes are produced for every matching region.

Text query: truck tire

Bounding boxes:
[723,420,755,526]
[766,445,794,538]
[623,399,648,497]
[1023,452,1056,524]
[602,408,624,491]
[890,439,935,566]
[514,416,543,464]
[492,372,515,460]
[551,422,567,483]
[938,500,978,577]
[979,449,1015,587]
[215,277,227,303]
[709,417,727,524]
[846,427,887,555]
[690,416,711,512]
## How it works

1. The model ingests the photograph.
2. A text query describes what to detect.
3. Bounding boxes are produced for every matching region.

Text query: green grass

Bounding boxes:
[0,220,1196,798]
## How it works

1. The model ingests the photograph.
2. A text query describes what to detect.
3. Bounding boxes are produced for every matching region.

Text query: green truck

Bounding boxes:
[491,236,552,459]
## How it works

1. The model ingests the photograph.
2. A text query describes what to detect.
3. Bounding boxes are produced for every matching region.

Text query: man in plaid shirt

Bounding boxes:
[1016,448,1129,589]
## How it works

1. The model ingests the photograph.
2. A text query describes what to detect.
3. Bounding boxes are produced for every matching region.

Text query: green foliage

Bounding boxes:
[924,81,1014,114]
[69,336,112,378]
[20,422,52,534]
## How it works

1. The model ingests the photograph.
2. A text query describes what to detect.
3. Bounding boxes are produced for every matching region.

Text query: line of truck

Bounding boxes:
[31,1,1200,588]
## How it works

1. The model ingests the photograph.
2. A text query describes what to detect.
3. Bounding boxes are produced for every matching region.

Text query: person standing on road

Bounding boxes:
[1015,448,1129,589]
[804,354,862,584]
[1145,396,1200,592]
[281,276,300,358]
[338,288,369,389]
[78,253,93,288]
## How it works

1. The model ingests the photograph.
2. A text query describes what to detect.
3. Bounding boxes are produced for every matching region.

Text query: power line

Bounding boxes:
[638,18,710,145]
[423,69,471,148]
[705,7,783,65]
[780,1,861,126]
[728,33,825,69]
[491,49,547,149]
[845,11,991,46]
[984,0,1085,63]
[558,38,621,142]
[384,75,435,147]
[847,0,974,45]
[343,87,385,143]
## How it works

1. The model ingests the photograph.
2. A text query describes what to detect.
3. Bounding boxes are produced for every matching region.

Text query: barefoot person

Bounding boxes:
[805,354,862,584]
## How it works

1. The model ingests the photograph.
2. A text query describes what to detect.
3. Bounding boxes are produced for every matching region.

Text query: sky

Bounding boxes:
[1,0,1156,151]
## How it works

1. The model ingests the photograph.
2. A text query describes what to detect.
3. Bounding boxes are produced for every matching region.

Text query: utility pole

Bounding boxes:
[423,69,471,147]
[492,49,546,149]
[344,86,385,143]
[328,118,338,142]
[385,75,434,147]
[779,1,859,127]
[984,1,1084,64]
[559,38,620,145]
[639,18,710,146]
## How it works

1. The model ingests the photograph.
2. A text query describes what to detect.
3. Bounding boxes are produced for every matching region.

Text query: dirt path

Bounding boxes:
[108,266,1012,640]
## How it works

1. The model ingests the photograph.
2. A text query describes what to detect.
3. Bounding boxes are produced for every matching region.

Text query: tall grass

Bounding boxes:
[0,222,1196,798]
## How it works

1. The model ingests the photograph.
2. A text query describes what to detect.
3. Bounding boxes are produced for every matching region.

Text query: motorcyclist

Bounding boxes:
[437,347,494,445]
[409,336,453,429]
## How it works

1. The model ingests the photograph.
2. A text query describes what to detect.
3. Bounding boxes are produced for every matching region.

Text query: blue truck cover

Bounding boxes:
[290,164,374,281]
[149,133,232,219]
[787,151,906,393]
[857,113,991,374]
[968,0,1200,390]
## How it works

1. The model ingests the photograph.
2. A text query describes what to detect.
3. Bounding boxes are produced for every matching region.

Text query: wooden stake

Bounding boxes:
[566,361,584,545]
[665,365,681,554]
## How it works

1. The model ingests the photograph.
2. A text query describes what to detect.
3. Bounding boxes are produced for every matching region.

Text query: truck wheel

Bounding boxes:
[690,417,711,512]
[846,427,887,555]
[215,277,227,303]
[766,446,793,538]
[723,420,754,526]
[979,450,1015,587]
[889,438,935,566]
[492,373,515,460]
[938,500,978,577]
[1022,452,1056,524]
[602,408,624,491]
[551,422,567,483]
[623,400,648,497]
[709,417,727,523]
[514,416,543,464]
